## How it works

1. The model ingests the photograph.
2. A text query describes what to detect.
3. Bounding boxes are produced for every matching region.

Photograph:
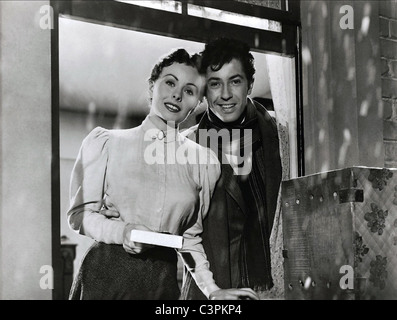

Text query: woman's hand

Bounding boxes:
[122,223,154,254]
[209,288,259,300]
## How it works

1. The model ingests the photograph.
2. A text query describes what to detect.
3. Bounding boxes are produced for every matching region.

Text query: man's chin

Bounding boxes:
[217,112,242,123]
[210,106,245,123]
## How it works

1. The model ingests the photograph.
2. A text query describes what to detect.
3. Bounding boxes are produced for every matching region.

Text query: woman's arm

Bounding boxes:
[67,127,126,244]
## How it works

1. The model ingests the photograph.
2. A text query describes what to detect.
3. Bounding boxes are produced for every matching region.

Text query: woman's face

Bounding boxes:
[149,63,205,125]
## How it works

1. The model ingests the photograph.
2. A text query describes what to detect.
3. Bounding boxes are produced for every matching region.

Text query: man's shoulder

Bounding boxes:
[252,99,278,128]
[252,100,274,119]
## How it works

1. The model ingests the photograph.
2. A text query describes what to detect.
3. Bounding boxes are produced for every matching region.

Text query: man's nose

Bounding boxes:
[221,85,232,101]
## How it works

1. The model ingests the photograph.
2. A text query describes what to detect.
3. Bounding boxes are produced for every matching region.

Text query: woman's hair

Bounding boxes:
[148,48,203,84]
[200,37,255,86]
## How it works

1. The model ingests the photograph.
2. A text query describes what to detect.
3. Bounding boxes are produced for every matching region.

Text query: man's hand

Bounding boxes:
[99,209,120,218]
[209,288,260,300]
[122,223,154,254]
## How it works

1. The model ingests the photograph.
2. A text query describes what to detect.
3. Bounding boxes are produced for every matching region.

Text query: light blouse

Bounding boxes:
[67,114,221,298]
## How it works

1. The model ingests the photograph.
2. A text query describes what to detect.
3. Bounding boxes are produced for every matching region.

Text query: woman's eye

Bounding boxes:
[166,80,175,87]
[184,89,194,95]
[231,79,242,85]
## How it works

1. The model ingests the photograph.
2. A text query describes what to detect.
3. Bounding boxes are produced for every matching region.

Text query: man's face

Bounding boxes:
[205,58,253,123]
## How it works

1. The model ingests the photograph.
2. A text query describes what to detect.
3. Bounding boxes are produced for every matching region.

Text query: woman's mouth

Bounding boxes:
[164,103,181,113]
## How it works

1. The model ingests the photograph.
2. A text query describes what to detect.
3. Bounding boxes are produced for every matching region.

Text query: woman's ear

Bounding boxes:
[148,81,154,101]
[193,98,208,116]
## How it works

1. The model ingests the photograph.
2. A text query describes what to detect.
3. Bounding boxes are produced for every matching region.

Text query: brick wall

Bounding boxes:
[381,1,397,167]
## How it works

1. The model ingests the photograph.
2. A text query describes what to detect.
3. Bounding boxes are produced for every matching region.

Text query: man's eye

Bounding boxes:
[231,79,242,85]
[209,82,220,88]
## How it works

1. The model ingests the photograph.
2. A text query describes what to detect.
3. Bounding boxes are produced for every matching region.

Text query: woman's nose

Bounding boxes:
[173,90,182,102]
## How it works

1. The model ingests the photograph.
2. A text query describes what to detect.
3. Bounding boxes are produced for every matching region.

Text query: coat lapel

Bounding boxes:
[221,163,247,214]
[192,116,247,215]
[254,100,282,232]
[192,100,281,218]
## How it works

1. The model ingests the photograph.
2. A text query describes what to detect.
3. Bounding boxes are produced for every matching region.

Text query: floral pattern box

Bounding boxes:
[281,166,397,300]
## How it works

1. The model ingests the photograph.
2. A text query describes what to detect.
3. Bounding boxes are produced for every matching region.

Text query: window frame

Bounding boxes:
[50,0,304,299]
[52,0,304,175]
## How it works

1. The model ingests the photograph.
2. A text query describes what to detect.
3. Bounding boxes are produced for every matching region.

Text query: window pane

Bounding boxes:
[115,0,182,14]
[187,4,282,32]
[234,0,286,11]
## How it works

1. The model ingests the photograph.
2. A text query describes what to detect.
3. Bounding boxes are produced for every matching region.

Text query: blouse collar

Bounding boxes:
[141,114,179,143]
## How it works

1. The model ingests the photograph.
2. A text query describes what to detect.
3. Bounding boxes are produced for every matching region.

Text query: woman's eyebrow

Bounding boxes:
[164,74,178,81]
[164,73,198,88]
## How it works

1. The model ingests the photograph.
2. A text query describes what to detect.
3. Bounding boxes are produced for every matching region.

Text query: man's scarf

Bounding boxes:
[200,101,273,291]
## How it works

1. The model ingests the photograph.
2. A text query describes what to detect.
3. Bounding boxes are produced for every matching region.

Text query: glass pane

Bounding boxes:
[187,3,282,33]
[234,0,285,10]
[115,0,182,14]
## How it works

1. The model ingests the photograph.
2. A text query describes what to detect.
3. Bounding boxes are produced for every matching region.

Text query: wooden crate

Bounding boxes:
[282,166,397,300]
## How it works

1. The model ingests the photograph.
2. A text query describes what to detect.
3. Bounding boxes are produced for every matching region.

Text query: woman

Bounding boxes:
[67,48,258,300]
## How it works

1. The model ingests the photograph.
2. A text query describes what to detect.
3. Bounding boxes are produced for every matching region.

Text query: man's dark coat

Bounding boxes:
[180,100,282,300]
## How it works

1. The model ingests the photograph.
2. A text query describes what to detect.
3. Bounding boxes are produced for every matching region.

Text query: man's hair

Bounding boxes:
[148,48,203,84]
[200,37,255,86]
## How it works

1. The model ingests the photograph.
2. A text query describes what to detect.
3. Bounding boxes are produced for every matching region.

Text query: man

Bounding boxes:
[180,37,282,300]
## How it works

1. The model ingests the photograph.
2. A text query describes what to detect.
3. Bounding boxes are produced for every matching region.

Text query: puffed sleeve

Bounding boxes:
[67,127,126,244]
[178,146,221,299]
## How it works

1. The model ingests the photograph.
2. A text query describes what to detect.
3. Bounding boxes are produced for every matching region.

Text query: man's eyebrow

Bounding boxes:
[208,74,243,81]
[229,74,243,79]
[164,73,198,88]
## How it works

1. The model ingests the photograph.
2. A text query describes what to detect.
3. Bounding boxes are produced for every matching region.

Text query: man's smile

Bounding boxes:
[218,103,236,111]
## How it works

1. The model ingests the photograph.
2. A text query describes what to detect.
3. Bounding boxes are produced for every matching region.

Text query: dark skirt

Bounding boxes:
[69,241,180,300]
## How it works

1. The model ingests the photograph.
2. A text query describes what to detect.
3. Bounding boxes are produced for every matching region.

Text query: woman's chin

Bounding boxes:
[161,115,183,126]
[150,110,184,126]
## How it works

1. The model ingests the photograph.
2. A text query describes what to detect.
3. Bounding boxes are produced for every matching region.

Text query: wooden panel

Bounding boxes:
[301,1,360,174]
[283,166,397,300]
[352,167,397,300]
[353,1,384,167]
[60,243,77,300]
[282,168,357,299]
[51,0,62,300]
